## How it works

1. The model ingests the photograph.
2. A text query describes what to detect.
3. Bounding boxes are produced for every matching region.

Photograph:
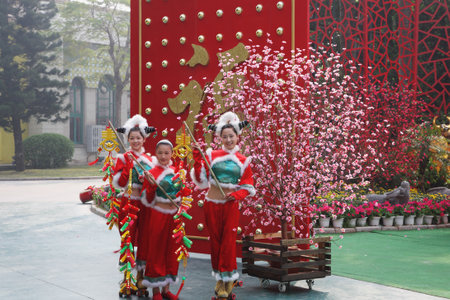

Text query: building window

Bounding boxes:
[70,78,84,144]
[96,76,115,126]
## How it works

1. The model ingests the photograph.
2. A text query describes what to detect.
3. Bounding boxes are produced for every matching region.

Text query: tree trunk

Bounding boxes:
[280,219,288,240]
[12,116,25,171]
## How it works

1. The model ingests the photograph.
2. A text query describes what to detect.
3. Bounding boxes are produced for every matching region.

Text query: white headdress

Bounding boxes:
[117,114,155,138]
[209,111,249,136]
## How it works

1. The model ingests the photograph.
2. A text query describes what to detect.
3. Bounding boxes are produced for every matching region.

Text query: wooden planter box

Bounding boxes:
[242,233,331,292]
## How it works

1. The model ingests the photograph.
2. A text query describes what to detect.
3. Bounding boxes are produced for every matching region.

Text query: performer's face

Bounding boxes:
[221,128,238,151]
[156,144,173,166]
[128,131,144,152]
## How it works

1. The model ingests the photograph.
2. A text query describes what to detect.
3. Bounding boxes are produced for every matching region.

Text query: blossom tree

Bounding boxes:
[204,41,382,239]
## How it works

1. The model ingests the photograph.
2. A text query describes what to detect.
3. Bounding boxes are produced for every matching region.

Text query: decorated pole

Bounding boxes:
[183,120,226,197]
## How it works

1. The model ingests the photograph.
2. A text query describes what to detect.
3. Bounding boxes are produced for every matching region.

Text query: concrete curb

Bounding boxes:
[90,203,108,218]
[0,176,103,181]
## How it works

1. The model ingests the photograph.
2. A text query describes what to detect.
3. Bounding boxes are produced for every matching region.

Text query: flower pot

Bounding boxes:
[79,189,93,203]
[347,218,357,228]
[404,215,415,225]
[382,216,394,226]
[394,215,404,226]
[423,215,434,225]
[368,216,381,226]
[319,217,330,228]
[441,214,449,224]
[415,215,424,225]
[356,217,367,226]
[332,218,344,228]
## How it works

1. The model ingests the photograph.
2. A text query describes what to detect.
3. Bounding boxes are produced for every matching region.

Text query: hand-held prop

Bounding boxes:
[183,121,226,197]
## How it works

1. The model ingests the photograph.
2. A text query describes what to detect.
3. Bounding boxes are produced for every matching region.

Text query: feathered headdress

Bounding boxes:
[116,114,155,138]
[208,111,249,136]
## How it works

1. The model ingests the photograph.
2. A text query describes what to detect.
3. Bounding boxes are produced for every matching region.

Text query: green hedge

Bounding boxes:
[23,133,74,168]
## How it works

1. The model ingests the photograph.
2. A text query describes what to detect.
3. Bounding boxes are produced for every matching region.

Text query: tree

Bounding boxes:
[204,44,380,238]
[59,0,130,127]
[0,0,69,171]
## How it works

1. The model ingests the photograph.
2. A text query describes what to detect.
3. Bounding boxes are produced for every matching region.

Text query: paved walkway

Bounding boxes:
[0,179,446,300]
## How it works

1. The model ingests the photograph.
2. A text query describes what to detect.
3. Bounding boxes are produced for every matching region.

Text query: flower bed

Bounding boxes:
[312,194,450,227]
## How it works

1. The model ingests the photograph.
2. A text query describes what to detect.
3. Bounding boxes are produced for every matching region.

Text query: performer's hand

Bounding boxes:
[143,171,156,184]
[225,193,236,201]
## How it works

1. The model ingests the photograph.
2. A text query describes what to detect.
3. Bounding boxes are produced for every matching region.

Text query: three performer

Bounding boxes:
[113,111,254,299]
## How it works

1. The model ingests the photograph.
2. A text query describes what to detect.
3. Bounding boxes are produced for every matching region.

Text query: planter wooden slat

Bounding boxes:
[281,259,331,269]
[281,270,330,282]
[242,241,285,251]
[242,252,284,262]
[280,236,331,246]
[281,248,330,257]
[243,263,288,275]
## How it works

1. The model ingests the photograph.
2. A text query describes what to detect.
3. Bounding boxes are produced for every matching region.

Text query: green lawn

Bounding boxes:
[0,165,103,179]
[323,229,450,298]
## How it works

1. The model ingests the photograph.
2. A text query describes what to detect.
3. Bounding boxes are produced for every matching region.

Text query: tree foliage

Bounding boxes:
[59,0,130,126]
[0,0,69,171]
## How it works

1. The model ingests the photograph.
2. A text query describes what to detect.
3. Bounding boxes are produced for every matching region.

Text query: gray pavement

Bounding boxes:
[0,179,446,300]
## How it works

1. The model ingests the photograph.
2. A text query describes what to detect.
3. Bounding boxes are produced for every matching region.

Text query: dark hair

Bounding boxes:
[128,126,144,138]
[220,124,238,135]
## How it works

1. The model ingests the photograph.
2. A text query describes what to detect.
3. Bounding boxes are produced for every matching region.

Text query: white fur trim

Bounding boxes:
[240,185,256,197]
[142,276,178,288]
[132,183,143,189]
[150,205,178,215]
[112,172,126,189]
[151,156,173,169]
[136,153,153,168]
[122,114,151,138]
[210,152,244,172]
[221,145,240,154]
[116,153,126,164]
[190,166,209,189]
[140,189,154,207]
[212,270,240,282]
[153,194,181,205]
[214,112,242,136]
[154,167,175,184]
[210,181,239,190]
[136,260,146,271]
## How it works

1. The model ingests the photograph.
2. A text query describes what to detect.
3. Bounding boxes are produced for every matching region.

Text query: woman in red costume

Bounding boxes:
[113,114,155,289]
[191,112,255,298]
[140,140,181,300]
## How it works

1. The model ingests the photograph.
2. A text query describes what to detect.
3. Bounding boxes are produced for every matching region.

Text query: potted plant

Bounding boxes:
[414,201,425,225]
[393,204,405,226]
[380,203,395,226]
[421,198,435,225]
[367,202,382,226]
[344,204,358,227]
[318,204,333,228]
[356,204,368,226]
[331,201,347,228]
[403,203,416,225]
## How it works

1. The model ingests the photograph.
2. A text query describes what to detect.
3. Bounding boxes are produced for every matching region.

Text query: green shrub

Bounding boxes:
[23,133,74,168]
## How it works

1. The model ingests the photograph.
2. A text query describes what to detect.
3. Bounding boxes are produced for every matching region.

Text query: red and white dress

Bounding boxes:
[140,159,181,288]
[191,145,255,282]
[112,149,153,269]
